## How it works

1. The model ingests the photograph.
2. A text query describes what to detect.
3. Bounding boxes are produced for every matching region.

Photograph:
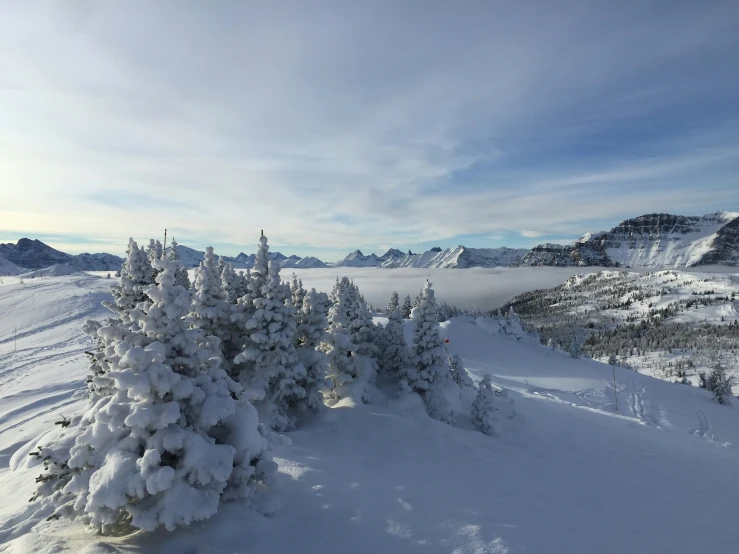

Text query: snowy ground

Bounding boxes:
[2,274,739,553]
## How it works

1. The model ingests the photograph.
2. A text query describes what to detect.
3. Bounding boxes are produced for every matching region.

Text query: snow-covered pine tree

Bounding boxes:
[190,247,229,350]
[471,375,496,435]
[293,288,329,411]
[234,270,250,300]
[401,294,413,319]
[707,363,736,405]
[408,281,455,424]
[216,255,226,278]
[233,235,307,431]
[388,291,400,314]
[221,262,240,304]
[168,238,191,289]
[106,238,154,324]
[44,258,274,532]
[322,279,370,402]
[450,354,474,390]
[378,307,411,381]
[146,239,163,265]
[290,274,307,313]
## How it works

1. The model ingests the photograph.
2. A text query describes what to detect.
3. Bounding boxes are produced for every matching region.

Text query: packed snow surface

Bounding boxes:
[1,274,738,553]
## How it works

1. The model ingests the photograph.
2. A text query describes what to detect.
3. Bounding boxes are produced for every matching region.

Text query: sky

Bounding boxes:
[1,0,738,262]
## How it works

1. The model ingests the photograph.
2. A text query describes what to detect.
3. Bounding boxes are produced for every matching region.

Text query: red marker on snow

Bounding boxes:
[444,338,450,344]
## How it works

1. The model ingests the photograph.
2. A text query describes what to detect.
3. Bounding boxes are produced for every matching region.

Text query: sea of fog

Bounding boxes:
[90,265,738,313]
[288,267,603,311]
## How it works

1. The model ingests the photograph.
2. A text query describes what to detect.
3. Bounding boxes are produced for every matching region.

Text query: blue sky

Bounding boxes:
[1,0,738,262]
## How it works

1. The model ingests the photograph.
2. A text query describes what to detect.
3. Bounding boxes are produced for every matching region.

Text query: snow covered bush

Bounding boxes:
[471,375,496,435]
[450,354,474,390]
[408,281,455,424]
[233,235,307,431]
[35,258,274,533]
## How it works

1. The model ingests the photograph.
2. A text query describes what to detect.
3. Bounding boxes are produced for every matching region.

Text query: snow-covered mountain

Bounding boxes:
[335,246,528,268]
[174,244,328,269]
[0,238,124,271]
[516,211,739,268]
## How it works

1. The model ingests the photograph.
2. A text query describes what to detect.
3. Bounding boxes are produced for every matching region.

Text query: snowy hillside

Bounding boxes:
[516,211,739,267]
[505,269,739,383]
[1,274,739,553]
[335,246,528,268]
[0,256,24,276]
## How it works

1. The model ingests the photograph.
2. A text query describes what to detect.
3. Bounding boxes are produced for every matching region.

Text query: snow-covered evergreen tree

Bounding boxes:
[388,291,400,314]
[408,281,455,424]
[233,235,307,431]
[471,375,496,435]
[106,238,154,324]
[450,354,474,390]
[294,288,329,411]
[290,274,307,313]
[322,279,372,402]
[401,294,413,319]
[168,238,191,289]
[216,255,226,278]
[707,364,736,405]
[221,262,240,304]
[42,259,274,532]
[378,307,411,381]
[190,247,229,350]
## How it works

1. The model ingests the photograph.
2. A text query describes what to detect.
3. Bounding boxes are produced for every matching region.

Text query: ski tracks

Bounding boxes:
[688,407,713,440]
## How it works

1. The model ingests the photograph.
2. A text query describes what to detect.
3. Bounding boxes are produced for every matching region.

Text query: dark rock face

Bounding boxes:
[517,240,615,267]
[698,216,739,266]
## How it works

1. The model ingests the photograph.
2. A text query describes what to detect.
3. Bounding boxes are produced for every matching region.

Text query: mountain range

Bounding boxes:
[0,238,124,275]
[2,210,738,275]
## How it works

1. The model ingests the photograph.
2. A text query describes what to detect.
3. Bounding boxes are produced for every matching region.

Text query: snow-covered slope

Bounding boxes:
[505,269,739,381]
[1,275,739,553]
[0,256,24,276]
[517,212,739,267]
[335,246,528,268]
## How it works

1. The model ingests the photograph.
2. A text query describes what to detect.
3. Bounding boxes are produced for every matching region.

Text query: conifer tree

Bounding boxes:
[294,288,329,411]
[323,279,371,402]
[408,281,455,423]
[168,238,191,289]
[221,262,240,304]
[190,247,229,351]
[290,274,307,312]
[233,234,307,431]
[471,375,496,435]
[388,291,400,314]
[378,307,411,380]
[40,259,273,532]
[401,294,413,319]
[450,354,474,390]
[106,238,154,324]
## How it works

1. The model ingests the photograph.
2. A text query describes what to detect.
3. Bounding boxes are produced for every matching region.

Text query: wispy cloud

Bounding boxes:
[0,0,737,259]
